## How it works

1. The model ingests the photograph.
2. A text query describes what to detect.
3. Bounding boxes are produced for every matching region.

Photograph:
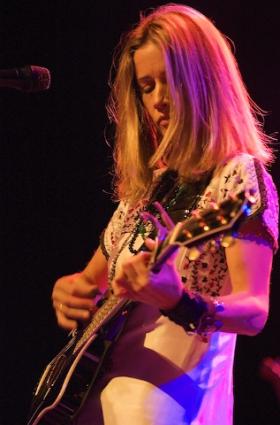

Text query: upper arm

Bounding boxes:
[225,238,273,298]
[221,238,274,334]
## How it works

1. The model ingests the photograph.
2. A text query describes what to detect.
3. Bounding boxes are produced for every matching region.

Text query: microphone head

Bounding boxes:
[19,65,51,92]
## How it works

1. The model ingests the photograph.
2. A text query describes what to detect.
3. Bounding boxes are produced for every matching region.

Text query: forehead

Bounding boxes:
[133,41,166,79]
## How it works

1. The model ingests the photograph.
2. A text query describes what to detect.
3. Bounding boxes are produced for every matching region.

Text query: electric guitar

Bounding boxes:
[27,191,255,425]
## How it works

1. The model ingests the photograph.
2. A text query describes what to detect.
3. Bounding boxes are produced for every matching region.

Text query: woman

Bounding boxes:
[52,4,278,425]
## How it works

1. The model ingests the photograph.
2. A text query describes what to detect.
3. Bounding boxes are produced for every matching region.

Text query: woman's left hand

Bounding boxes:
[112,240,183,310]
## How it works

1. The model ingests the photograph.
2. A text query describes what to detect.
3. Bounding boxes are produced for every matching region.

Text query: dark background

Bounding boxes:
[1,1,279,424]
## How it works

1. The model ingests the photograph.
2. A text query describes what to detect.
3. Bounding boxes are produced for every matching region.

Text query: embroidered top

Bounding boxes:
[82,154,278,425]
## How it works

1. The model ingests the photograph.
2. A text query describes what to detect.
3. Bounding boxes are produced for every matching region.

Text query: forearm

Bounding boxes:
[161,288,269,340]
[214,291,268,336]
[218,239,272,335]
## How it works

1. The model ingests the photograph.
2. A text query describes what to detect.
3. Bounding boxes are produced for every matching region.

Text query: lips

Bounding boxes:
[158,116,169,127]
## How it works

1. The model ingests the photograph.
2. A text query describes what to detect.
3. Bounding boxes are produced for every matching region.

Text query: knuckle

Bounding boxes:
[67,296,77,308]
[67,285,76,296]
[122,261,132,272]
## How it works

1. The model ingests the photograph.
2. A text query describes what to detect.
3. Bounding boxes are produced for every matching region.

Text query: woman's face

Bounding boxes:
[134,41,170,137]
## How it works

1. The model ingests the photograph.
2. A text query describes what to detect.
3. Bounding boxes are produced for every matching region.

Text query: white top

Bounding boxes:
[76,154,278,425]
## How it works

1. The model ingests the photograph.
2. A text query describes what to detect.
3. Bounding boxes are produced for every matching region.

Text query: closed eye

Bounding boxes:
[138,79,155,94]
[140,84,154,94]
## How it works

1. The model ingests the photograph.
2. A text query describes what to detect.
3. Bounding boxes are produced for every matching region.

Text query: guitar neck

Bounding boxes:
[74,294,130,353]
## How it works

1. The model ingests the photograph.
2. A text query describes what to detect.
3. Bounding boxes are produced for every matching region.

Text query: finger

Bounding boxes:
[56,310,78,331]
[52,290,96,311]
[134,251,152,266]
[136,251,154,272]
[116,252,149,282]
[54,300,93,321]
[54,273,100,298]
[144,238,156,251]
[121,261,138,281]
[114,272,147,295]
[71,279,101,298]
[53,299,95,316]
[112,275,155,304]
[120,254,150,284]
[140,211,167,241]
[153,201,175,229]
[111,279,129,297]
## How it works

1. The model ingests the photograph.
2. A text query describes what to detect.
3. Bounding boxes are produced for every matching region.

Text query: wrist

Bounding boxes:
[160,287,184,311]
[160,290,207,332]
[160,290,224,341]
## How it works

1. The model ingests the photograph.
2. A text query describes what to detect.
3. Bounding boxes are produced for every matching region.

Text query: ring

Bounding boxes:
[58,303,64,312]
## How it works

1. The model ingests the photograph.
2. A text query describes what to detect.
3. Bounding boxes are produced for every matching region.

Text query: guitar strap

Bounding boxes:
[147,169,213,227]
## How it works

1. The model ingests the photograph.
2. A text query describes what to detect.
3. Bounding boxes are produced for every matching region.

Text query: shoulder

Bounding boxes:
[214,153,270,194]
[203,153,277,205]
[200,154,279,252]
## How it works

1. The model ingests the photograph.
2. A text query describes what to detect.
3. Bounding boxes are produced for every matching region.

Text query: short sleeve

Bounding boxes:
[199,154,279,252]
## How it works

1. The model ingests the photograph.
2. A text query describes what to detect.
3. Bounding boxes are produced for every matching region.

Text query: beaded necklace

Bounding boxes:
[108,170,212,285]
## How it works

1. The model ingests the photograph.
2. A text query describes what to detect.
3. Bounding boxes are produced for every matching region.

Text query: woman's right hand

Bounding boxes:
[52,272,100,330]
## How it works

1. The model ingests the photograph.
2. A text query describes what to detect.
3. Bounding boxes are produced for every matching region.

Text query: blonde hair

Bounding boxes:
[107,3,274,203]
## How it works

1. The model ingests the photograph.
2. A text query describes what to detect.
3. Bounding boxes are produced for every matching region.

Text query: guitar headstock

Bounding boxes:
[151,190,255,271]
[174,190,255,248]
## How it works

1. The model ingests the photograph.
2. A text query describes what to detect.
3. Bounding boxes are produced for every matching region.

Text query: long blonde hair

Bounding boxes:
[107,3,274,203]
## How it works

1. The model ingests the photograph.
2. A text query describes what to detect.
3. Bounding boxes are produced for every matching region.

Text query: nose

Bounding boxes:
[154,83,169,112]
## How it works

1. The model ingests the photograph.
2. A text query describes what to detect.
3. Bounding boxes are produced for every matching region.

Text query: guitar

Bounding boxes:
[27,191,255,425]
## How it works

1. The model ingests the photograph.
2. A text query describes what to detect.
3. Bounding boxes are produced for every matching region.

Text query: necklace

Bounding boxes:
[128,180,187,255]
[108,169,212,285]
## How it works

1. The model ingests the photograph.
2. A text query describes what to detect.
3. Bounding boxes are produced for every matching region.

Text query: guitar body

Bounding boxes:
[28,308,130,425]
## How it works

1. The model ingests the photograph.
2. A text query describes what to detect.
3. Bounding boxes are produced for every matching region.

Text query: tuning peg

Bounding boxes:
[220,235,234,248]
[191,209,201,219]
[208,239,219,253]
[209,201,219,210]
[217,215,228,225]
[188,246,202,261]
[182,229,193,239]
[246,190,257,205]
[202,223,210,232]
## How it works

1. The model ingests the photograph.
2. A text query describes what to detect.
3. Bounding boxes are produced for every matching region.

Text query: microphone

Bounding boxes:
[0,65,51,92]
